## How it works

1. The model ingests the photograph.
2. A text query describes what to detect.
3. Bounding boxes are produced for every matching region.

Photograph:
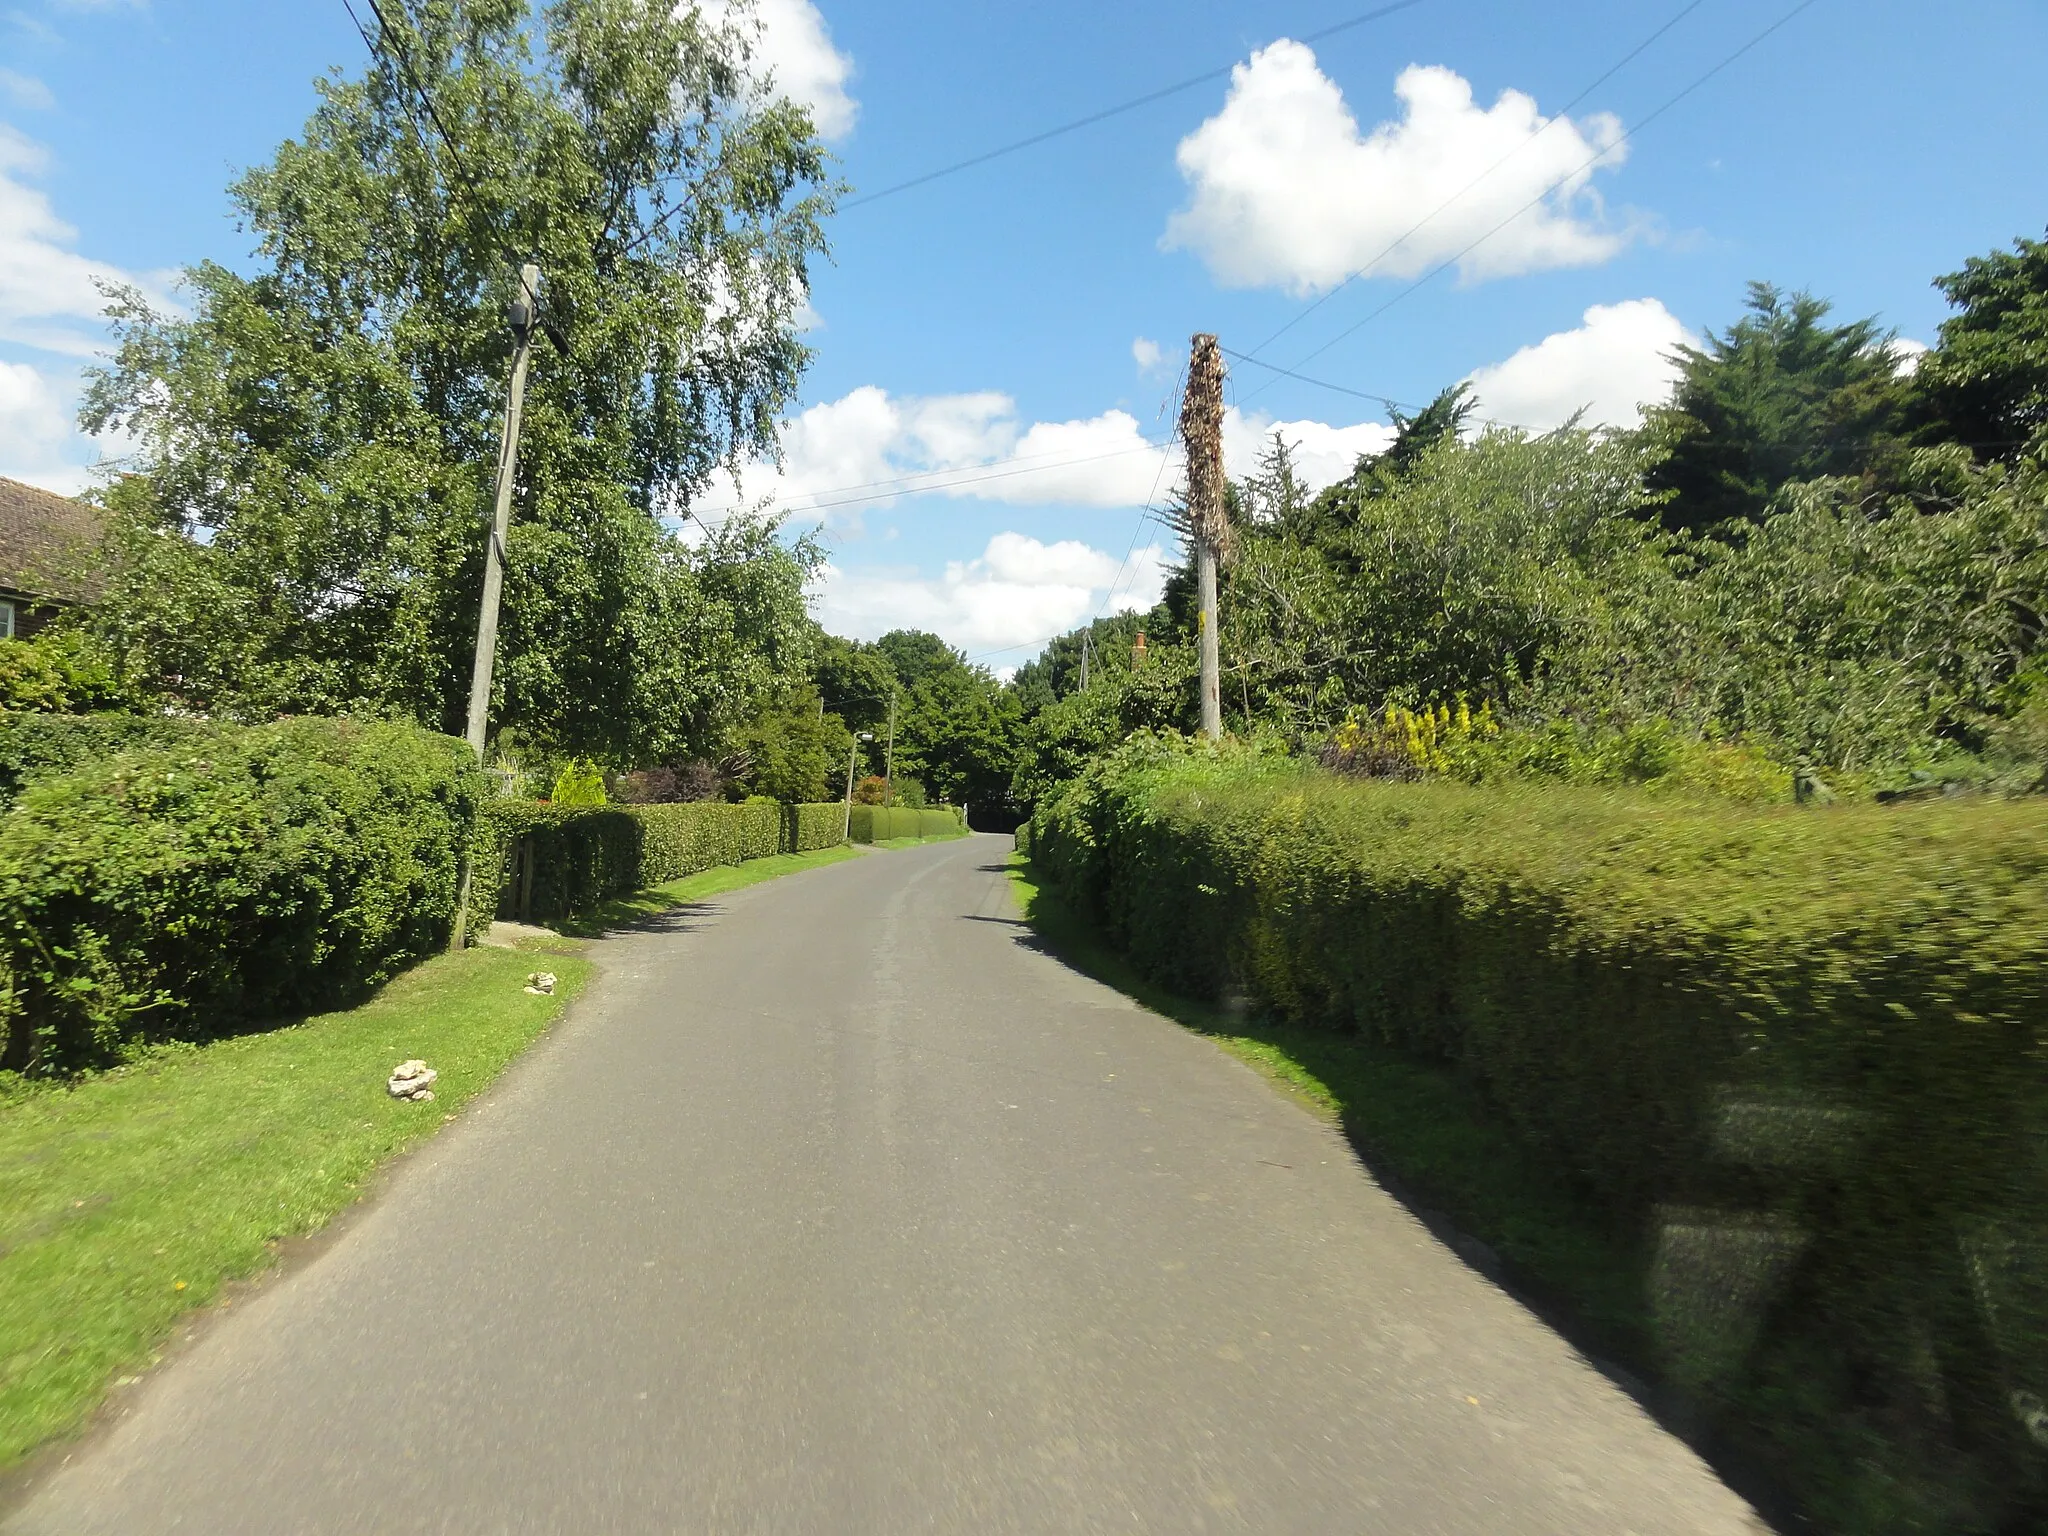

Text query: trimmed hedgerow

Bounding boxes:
[1030,739,2048,1534]
[847,805,966,843]
[0,718,486,1075]
[481,799,848,924]
[0,711,212,809]
[787,802,847,854]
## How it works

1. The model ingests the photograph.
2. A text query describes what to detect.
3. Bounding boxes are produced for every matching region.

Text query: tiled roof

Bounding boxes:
[0,476,105,603]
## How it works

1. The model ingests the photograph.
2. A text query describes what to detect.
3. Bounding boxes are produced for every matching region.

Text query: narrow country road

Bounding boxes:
[7,836,1765,1535]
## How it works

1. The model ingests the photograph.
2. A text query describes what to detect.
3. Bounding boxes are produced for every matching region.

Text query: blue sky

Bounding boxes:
[3,0,2045,669]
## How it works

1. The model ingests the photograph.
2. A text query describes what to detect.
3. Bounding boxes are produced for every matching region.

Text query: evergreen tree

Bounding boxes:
[1641,283,1911,533]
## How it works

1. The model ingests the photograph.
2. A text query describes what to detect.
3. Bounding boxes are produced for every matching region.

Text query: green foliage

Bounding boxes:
[1445,717,1794,801]
[812,632,897,733]
[727,682,847,802]
[0,629,125,714]
[1032,749,2048,1532]
[1010,641,1197,812]
[79,0,832,760]
[0,718,487,1075]
[0,711,210,809]
[480,795,844,921]
[846,805,965,843]
[1915,230,2048,455]
[1642,283,1913,533]
[1222,427,1666,737]
[548,757,607,806]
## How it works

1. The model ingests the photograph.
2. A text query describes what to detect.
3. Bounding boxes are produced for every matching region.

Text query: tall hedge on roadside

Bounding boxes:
[847,805,965,843]
[0,718,485,1074]
[1030,740,2048,1534]
[481,798,848,924]
[0,711,212,809]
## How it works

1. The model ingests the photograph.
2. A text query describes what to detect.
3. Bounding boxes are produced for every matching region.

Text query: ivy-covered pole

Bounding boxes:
[1181,333,1228,742]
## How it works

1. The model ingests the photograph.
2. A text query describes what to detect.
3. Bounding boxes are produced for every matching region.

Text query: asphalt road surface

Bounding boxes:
[7,835,1766,1534]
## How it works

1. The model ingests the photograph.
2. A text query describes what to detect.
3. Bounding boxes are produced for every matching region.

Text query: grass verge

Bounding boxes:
[0,941,590,1469]
[550,843,866,938]
[872,829,972,849]
[1005,854,1651,1367]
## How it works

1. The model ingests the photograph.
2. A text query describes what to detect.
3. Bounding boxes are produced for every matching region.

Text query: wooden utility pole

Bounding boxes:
[464,262,542,761]
[882,688,897,807]
[1181,332,1227,742]
[451,263,541,953]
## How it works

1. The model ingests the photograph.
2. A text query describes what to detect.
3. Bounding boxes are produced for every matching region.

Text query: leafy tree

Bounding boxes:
[1641,283,1912,532]
[1914,232,2048,457]
[812,631,897,732]
[872,629,969,693]
[80,0,834,761]
[895,664,1020,812]
[1240,431,1312,528]
[728,681,848,802]
[1007,609,1157,718]
[1377,381,1478,482]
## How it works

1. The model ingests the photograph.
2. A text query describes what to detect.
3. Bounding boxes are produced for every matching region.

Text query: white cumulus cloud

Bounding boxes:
[815,533,1172,659]
[1465,298,1696,432]
[1223,406,1394,493]
[702,0,858,140]
[0,124,169,490]
[1132,336,1162,372]
[0,359,95,494]
[1164,44,1631,295]
[706,386,1174,525]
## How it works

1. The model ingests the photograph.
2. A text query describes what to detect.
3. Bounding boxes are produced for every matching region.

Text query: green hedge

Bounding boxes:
[0,711,211,809]
[0,718,485,1075]
[847,804,966,843]
[482,799,847,924]
[1031,741,2048,1533]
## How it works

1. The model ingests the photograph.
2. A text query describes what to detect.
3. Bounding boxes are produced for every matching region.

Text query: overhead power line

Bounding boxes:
[1260,0,1823,389]
[616,0,1427,262]
[1245,0,1708,360]
[342,0,519,271]
[842,0,1428,211]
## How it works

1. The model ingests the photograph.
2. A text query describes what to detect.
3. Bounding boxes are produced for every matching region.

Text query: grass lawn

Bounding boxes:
[1005,854,1652,1368]
[0,841,860,1471]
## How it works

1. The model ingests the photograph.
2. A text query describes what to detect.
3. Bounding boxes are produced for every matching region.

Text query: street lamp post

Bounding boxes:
[842,731,875,844]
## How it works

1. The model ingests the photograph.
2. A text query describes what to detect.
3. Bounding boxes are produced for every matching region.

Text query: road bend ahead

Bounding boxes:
[9,835,1765,1535]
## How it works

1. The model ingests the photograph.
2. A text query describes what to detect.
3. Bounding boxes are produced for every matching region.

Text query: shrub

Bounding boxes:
[549,757,608,806]
[0,718,486,1074]
[0,630,125,714]
[482,799,845,922]
[1031,746,2048,1532]
[0,711,211,808]
[852,774,888,805]
[846,804,964,843]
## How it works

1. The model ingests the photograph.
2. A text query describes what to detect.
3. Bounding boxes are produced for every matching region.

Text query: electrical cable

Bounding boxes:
[616,0,1427,262]
[1244,0,1708,360]
[1252,0,1822,398]
[842,0,1428,211]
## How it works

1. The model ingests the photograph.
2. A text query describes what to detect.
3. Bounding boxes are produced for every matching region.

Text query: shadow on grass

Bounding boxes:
[1004,857,1671,1413]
